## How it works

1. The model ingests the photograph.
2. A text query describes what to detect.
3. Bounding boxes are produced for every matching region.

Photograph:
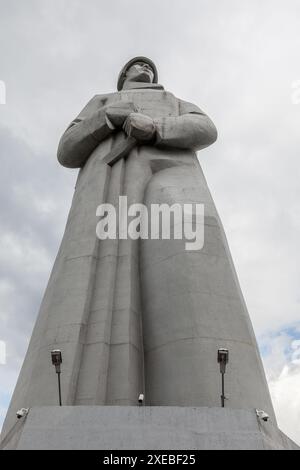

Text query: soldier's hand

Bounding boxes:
[123,113,156,142]
[105,102,137,128]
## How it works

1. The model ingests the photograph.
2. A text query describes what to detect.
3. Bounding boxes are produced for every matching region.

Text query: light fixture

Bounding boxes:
[217,348,229,408]
[138,394,145,406]
[51,350,62,406]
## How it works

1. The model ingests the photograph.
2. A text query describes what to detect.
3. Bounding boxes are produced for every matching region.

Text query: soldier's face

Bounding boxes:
[126,62,154,83]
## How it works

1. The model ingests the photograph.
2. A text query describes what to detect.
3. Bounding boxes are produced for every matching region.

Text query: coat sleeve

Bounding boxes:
[57,95,115,169]
[154,99,218,151]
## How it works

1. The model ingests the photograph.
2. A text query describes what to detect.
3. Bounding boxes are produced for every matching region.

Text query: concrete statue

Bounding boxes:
[2,56,297,450]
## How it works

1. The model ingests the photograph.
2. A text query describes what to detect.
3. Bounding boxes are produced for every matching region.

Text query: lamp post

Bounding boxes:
[51,350,62,406]
[217,348,229,408]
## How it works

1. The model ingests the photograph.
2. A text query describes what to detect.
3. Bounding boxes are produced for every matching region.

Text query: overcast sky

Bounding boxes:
[0,0,300,444]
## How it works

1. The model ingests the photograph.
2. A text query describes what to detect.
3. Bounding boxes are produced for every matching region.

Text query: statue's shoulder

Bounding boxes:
[77,93,116,118]
[87,93,116,107]
[177,97,205,115]
[93,92,116,100]
[163,91,204,115]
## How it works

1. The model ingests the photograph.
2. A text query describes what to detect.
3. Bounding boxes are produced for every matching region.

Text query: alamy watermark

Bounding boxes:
[0,340,6,365]
[291,80,300,105]
[96,196,204,251]
[0,80,6,104]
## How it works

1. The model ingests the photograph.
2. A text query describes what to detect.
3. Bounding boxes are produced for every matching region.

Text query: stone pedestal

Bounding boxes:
[1,406,298,450]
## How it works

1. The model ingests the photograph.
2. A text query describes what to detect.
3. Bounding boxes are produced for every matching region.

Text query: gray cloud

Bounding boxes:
[0,0,299,443]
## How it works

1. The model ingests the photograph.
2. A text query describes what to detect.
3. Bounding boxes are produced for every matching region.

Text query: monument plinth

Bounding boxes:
[1,407,298,451]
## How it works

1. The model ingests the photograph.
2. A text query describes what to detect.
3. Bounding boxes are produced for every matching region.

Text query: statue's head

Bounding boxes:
[117,56,158,91]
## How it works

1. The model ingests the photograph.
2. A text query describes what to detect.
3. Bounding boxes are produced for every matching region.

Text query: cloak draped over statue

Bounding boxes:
[2,58,275,439]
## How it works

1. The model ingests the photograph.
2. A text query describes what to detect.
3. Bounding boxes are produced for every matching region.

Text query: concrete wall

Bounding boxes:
[3,407,298,450]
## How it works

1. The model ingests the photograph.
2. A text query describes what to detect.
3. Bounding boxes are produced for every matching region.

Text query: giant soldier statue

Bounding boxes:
[1,57,277,441]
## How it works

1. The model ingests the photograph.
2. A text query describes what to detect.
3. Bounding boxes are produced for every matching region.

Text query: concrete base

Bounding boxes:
[1,406,298,450]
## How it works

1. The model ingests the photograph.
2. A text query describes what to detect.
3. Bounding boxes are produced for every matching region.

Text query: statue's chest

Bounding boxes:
[109,90,179,119]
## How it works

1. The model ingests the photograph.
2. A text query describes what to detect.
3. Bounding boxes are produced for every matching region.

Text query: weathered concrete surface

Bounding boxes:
[2,407,298,451]
[1,58,276,439]
[0,414,28,451]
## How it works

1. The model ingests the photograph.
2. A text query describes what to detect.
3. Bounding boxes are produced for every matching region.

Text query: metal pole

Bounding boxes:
[57,372,62,406]
[221,372,225,408]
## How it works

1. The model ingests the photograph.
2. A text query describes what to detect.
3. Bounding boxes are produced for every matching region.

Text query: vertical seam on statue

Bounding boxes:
[103,158,126,404]
[73,163,112,404]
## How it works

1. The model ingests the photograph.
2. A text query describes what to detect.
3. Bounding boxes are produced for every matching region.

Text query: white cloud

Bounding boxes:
[262,332,300,445]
